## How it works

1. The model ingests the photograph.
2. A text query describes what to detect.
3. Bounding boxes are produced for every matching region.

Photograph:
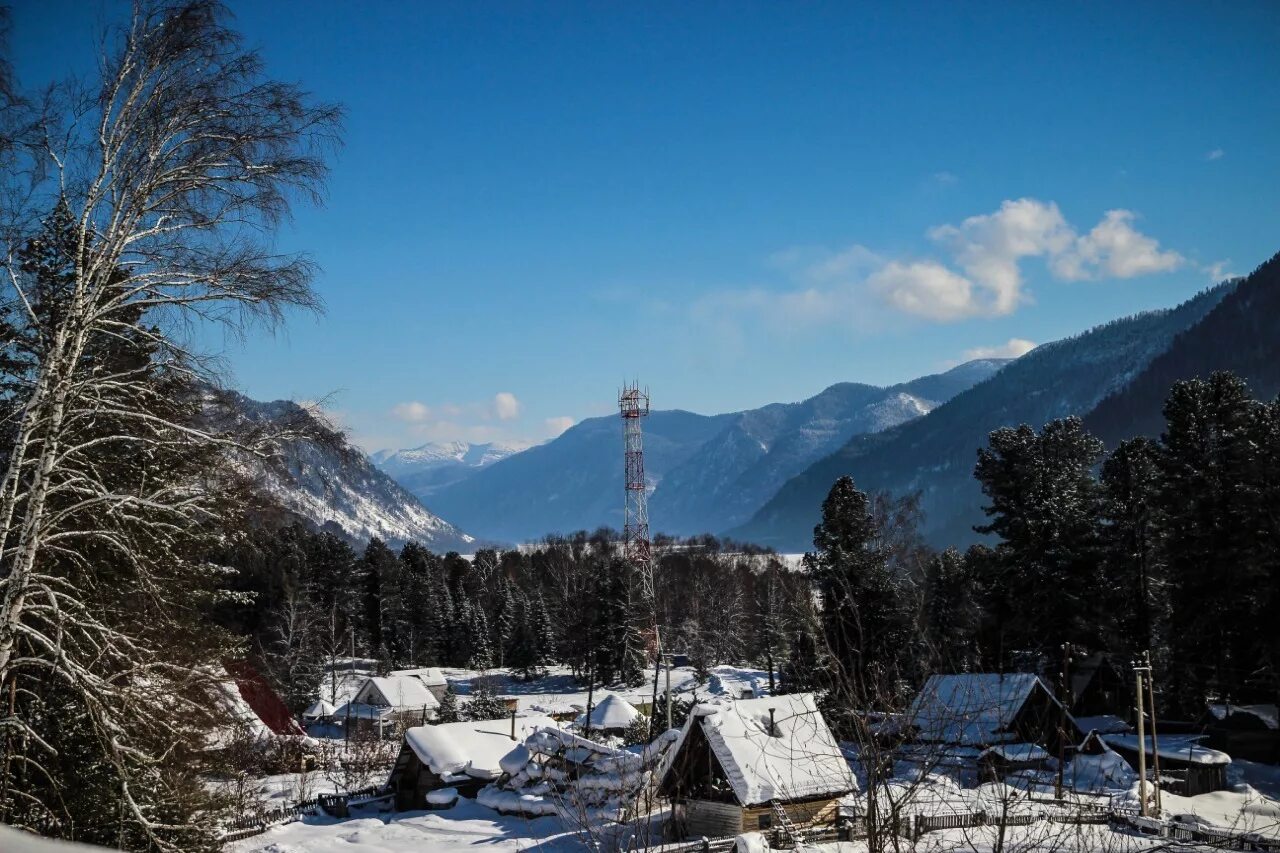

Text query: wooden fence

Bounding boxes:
[218,783,390,843]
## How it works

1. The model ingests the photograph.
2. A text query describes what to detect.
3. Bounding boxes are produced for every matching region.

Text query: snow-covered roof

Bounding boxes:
[360,675,440,710]
[404,716,558,780]
[907,673,1063,746]
[979,743,1050,763]
[677,693,854,806]
[1103,734,1231,767]
[332,701,395,721]
[1206,703,1278,730]
[390,666,448,687]
[303,699,336,718]
[1074,714,1132,735]
[582,693,641,729]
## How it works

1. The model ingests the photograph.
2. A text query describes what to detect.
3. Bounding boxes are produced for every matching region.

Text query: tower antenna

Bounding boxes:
[619,382,662,731]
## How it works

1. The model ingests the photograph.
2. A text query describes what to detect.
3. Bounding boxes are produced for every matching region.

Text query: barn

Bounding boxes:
[388,715,557,809]
[657,693,855,840]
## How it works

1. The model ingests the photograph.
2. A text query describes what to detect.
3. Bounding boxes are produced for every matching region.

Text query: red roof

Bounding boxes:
[226,660,306,737]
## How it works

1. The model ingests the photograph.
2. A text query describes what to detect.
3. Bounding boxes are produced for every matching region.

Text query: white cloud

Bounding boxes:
[932,171,959,186]
[544,416,574,437]
[1206,148,1224,161]
[1050,209,1183,280]
[693,198,1185,330]
[492,391,521,421]
[962,338,1038,361]
[391,401,431,422]
[868,261,981,322]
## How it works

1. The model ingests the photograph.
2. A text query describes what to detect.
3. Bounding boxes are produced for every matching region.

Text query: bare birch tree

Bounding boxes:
[0,1,339,846]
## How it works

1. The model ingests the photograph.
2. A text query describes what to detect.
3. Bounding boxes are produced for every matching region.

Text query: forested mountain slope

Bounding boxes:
[233,395,475,550]
[1085,252,1280,445]
[731,282,1235,550]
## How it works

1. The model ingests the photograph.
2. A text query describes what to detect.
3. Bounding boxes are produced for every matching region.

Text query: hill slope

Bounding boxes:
[234,395,474,550]
[731,283,1234,551]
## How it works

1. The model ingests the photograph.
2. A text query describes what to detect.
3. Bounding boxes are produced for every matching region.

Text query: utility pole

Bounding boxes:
[1057,642,1072,799]
[1144,650,1162,817]
[1134,660,1147,817]
[665,654,673,731]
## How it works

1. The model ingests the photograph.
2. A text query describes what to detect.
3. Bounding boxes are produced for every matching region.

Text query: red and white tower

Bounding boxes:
[619,383,652,571]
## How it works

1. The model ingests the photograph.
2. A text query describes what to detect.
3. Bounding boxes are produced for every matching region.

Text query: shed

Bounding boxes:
[388,715,557,809]
[1103,734,1231,796]
[302,699,335,722]
[906,673,1081,756]
[978,743,1051,780]
[1200,703,1280,764]
[657,693,855,840]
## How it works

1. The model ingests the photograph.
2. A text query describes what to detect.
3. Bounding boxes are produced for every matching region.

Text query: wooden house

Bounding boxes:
[906,673,1083,757]
[334,675,441,736]
[1103,734,1231,796]
[388,715,557,810]
[1068,654,1128,719]
[657,693,855,840]
[1200,703,1280,764]
[388,666,450,702]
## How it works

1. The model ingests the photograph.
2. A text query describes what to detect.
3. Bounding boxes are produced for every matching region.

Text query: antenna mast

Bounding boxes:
[620,383,663,730]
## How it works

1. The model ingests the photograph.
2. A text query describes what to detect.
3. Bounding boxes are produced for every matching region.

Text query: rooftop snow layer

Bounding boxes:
[404,716,558,780]
[907,673,1060,746]
[685,693,854,806]
[1206,703,1278,730]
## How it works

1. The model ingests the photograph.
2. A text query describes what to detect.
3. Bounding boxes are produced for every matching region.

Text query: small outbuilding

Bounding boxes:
[657,693,855,840]
[388,715,557,809]
[978,743,1051,781]
[1103,734,1231,796]
[1068,654,1129,719]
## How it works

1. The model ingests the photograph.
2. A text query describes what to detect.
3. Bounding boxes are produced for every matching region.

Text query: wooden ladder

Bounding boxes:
[769,799,800,847]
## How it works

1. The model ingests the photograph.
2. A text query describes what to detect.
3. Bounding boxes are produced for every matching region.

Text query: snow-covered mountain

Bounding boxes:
[231,395,474,550]
[426,360,1006,543]
[371,440,533,500]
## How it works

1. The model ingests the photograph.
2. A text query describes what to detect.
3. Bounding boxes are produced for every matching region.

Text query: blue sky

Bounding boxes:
[11,1,1280,452]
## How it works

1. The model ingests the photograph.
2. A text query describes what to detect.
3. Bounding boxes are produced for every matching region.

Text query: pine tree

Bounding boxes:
[494,579,518,668]
[468,605,494,670]
[804,476,909,707]
[436,686,461,723]
[922,547,978,672]
[464,680,509,721]
[1157,373,1265,713]
[974,417,1105,657]
[1099,437,1165,660]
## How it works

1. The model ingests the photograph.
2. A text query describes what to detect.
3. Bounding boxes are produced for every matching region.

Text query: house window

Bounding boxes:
[758,814,773,830]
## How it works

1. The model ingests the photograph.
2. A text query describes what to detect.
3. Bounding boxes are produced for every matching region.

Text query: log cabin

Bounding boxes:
[657,693,855,840]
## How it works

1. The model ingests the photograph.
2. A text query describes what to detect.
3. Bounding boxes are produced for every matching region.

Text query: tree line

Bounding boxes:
[789,370,1280,723]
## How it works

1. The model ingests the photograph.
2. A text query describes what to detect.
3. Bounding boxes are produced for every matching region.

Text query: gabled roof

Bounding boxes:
[403,716,558,780]
[670,693,854,806]
[303,699,336,718]
[361,675,440,710]
[907,673,1065,746]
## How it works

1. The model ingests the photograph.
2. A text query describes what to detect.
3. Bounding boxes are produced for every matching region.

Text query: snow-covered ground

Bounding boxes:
[229,799,582,853]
